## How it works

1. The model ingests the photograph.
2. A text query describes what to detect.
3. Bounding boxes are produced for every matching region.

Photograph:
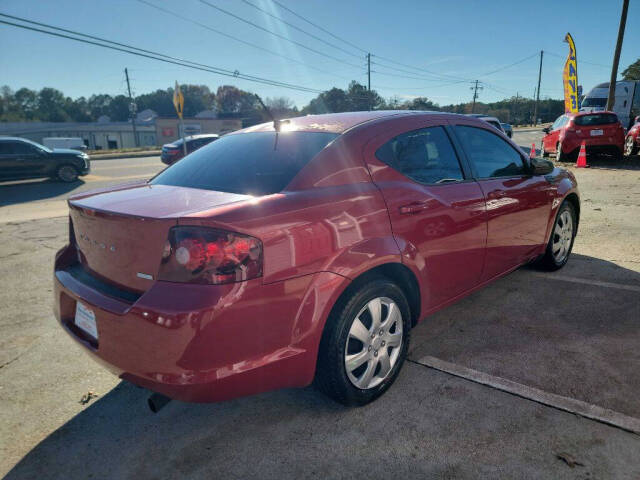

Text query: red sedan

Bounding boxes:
[624,116,640,157]
[53,111,579,408]
[542,111,625,161]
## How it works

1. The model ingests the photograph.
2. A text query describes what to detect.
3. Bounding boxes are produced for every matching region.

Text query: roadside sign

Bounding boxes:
[173,81,184,119]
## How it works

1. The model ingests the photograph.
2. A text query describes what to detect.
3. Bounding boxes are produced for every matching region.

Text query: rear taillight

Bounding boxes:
[158,226,262,284]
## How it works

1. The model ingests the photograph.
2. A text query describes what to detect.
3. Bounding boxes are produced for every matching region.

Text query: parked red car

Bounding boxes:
[624,116,640,157]
[54,111,579,408]
[542,111,625,161]
[161,134,219,165]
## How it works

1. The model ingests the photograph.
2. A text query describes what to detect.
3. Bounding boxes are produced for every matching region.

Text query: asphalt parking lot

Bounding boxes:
[1,129,640,479]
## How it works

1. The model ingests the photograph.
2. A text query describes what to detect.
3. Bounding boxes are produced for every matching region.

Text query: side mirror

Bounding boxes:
[542,127,550,134]
[530,158,554,176]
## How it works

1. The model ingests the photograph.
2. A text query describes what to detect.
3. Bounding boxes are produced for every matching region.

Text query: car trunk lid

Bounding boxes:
[68,183,251,292]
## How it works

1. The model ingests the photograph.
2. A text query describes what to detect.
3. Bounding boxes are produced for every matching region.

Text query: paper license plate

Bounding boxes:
[75,302,98,339]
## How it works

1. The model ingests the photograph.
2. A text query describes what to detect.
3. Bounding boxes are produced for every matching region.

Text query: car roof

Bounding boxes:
[0,136,29,142]
[231,110,447,135]
[565,110,617,118]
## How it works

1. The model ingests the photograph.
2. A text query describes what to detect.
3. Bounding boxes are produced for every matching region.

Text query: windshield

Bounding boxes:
[151,131,338,196]
[581,97,607,108]
[22,138,52,153]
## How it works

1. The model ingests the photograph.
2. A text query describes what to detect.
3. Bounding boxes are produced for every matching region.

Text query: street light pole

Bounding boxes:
[606,0,629,111]
[533,50,543,126]
[367,53,371,111]
[124,68,139,147]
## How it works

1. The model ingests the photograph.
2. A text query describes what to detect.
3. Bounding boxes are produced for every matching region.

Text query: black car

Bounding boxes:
[161,134,220,165]
[0,137,90,182]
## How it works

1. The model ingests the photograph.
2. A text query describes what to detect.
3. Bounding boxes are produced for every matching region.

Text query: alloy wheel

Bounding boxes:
[625,136,636,156]
[552,210,573,263]
[344,297,403,390]
[58,165,78,182]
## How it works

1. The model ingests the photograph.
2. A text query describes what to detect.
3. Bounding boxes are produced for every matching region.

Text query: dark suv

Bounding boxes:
[161,134,220,165]
[0,137,90,182]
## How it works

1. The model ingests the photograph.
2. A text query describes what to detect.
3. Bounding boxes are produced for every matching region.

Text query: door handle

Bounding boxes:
[399,202,430,214]
[488,190,507,199]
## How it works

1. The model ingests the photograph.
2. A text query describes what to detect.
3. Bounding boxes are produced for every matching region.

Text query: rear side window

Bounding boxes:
[375,126,464,184]
[151,131,338,195]
[574,114,619,126]
[454,125,525,178]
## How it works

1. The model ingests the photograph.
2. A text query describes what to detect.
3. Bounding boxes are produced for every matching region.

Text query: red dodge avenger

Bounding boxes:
[54,111,579,409]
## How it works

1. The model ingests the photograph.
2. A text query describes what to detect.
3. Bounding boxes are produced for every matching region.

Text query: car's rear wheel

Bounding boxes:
[315,277,411,406]
[624,136,638,157]
[56,164,79,182]
[537,200,577,271]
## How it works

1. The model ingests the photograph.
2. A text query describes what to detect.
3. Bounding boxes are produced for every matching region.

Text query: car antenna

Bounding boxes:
[254,94,281,132]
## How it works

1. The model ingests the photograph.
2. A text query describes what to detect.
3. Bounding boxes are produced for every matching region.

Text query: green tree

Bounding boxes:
[622,58,640,81]
[402,97,440,111]
[37,88,70,122]
[216,85,256,114]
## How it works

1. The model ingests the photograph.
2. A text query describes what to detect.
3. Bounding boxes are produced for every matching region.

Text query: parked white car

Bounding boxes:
[43,137,87,151]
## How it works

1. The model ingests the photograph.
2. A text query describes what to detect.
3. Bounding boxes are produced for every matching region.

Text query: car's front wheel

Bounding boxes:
[537,200,577,270]
[315,277,411,406]
[56,164,79,182]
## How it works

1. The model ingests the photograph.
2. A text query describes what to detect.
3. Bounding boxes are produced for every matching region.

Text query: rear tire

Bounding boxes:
[536,200,577,271]
[56,164,79,182]
[315,277,411,406]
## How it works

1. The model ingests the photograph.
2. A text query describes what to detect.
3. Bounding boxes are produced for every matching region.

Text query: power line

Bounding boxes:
[136,0,356,83]
[545,50,612,69]
[0,15,324,94]
[198,0,363,71]
[371,54,472,82]
[479,52,539,77]
[238,0,361,59]
[270,0,367,54]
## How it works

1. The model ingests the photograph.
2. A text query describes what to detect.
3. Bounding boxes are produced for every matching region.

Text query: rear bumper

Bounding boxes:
[561,135,624,153]
[160,152,182,165]
[53,245,328,403]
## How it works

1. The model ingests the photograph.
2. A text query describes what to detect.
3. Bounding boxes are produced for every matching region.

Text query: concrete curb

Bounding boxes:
[89,151,161,160]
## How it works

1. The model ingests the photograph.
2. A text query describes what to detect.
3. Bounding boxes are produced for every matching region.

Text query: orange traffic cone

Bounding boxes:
[529,143,536,158]
[575,141,589,168]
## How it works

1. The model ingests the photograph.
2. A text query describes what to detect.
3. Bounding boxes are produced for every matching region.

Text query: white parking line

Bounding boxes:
[530,272,640,292]
[414,355,640,435]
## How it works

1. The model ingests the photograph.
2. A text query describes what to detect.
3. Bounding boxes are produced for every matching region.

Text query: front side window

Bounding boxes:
[454,125,526,179]
[152,131,338,196]
[375,126,464,184]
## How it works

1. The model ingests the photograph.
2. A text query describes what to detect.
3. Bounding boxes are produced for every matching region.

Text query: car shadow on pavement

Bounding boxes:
[0,179,84,206]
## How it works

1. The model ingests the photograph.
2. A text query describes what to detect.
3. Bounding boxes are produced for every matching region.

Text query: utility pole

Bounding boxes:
[606,0,629,111]
[124,68,139,147]
[367,53,371,111]
[533,50,543,126]
[470,80,482,113]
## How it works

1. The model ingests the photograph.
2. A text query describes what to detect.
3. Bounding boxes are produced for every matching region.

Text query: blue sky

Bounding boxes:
[0,0,638,108]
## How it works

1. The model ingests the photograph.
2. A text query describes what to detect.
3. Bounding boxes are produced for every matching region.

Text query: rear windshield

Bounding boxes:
[581,97,607,108]
[574,114,619,126]
[151,131,338,195]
